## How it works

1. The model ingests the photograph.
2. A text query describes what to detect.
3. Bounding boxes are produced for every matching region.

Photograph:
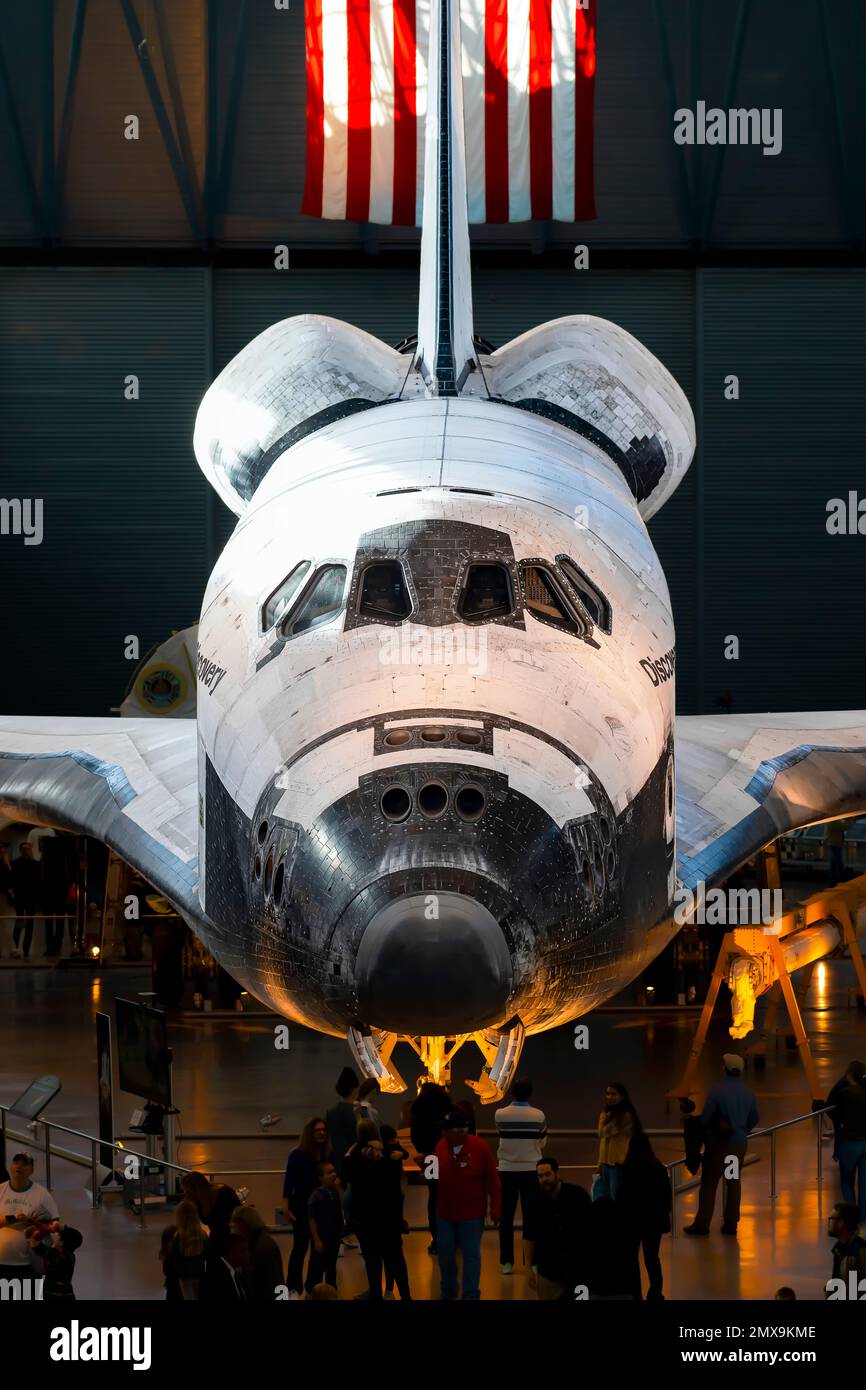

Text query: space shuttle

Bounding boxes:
[2,0,866,1101]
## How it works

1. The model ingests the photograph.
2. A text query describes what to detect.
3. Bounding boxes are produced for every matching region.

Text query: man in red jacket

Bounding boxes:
[433,1111,501,1299]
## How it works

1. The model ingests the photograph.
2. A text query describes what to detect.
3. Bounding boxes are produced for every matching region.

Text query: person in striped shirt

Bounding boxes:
[494,1079,548,1273]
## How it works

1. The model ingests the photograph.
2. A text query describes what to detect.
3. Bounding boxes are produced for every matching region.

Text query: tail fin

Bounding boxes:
[414,0,479,396]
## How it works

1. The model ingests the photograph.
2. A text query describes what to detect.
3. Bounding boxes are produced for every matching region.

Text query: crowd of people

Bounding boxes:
[4,1047,866,1302]
[270,1052,866,1301]
[271,1061,724,1300]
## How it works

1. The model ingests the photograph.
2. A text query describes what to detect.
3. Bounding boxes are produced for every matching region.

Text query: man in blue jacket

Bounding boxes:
[684,1054,758,1236]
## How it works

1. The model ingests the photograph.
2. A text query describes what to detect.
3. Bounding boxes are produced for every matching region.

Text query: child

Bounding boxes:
[307,1161,343,1292]
[36,1224,83,1300]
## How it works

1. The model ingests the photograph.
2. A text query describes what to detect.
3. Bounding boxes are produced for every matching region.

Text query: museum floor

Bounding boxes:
[1,946,863,1301]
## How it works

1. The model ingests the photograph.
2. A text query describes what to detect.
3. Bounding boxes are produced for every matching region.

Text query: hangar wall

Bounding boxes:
[2,266,864,719]
[1,0,865,250]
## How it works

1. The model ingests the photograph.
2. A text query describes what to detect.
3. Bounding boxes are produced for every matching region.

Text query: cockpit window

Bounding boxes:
[282,564,347,636]
[459,563,513,621]
[520,562,587,635]
[558,556,612,633]
[261,561,312,631]
[358,560,412,621]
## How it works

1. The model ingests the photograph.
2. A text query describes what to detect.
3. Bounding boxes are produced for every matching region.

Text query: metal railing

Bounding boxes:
[2,1104,835,1234]
[0,1104,283,1227]
[666,1105,833,1239]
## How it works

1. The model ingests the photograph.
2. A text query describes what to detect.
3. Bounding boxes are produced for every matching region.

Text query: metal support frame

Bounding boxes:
[204,0,219,242]
[213,0,249,236]
[747,959,815,1067]
[817,0,860,247]
[119,0,205,243]
[668,928,823,1104]
[833,899,866,1002]
[407,1034,469,1088]
[651,0,695,246]
[55,0,89,234]
[700,0,751,244]
[694,267,705,709]
[653,0,753,248]
[670,869,866,1104]
[41,0,55,241]
[767,934,821,1100]
[203,265,217,558]
[687,0,702,246]
[668,928,734,1101]
[203,0,249,242]
[756,840,782,900]
[152,0,204,227]
[0,27,45,237]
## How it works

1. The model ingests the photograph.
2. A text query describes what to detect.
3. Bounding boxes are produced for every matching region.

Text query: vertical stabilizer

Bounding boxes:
[414,0,479,396]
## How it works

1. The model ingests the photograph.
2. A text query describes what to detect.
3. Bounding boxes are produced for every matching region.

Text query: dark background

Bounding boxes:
[1,0,865,716]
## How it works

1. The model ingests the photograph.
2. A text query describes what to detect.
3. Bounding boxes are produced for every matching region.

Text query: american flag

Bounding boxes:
[302,0,596,225]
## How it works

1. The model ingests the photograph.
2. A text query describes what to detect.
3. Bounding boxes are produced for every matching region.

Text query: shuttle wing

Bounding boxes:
[676,711,866,892]
[0,719,201,922]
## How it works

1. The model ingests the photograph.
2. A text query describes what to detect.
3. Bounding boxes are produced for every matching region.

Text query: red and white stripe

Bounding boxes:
[303,0,595,225]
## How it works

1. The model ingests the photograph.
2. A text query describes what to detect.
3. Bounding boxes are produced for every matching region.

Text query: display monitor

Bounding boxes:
[115,998,171,1106]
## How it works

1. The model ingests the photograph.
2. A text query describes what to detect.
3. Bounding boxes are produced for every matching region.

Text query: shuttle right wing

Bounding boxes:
[676,711,866,897]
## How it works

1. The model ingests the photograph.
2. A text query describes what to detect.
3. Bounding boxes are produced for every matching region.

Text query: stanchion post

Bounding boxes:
[817,1110,824,1189]
[669,1160,680,1240]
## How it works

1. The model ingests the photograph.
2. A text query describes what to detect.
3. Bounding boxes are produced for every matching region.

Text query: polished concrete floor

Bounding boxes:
[2,864,866,1304]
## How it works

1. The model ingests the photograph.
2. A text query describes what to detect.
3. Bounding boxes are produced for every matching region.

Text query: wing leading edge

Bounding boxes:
[0,718,201,924]
[676,711,866,893]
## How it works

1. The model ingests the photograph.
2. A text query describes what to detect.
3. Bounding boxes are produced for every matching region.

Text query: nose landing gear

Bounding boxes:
[348,1018,526,1103]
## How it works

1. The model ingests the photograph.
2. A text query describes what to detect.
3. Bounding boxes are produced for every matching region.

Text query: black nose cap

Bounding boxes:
[354,892,513,1035]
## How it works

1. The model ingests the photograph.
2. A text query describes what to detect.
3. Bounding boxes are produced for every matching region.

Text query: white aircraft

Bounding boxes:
[2,0,865,1100]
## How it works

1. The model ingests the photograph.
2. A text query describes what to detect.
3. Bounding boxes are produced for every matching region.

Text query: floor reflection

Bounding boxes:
[1,955,863,1300]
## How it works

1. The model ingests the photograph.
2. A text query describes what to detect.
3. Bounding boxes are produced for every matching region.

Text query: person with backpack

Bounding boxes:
[684,1054,758,1236]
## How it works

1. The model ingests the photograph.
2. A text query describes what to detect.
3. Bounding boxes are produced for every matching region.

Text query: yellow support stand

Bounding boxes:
[669,870,866,1106]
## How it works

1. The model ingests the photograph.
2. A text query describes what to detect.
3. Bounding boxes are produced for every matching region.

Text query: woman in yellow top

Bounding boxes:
[595,1083,641,1201]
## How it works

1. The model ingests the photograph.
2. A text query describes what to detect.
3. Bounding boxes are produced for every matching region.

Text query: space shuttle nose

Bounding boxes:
[354,892,513,1035]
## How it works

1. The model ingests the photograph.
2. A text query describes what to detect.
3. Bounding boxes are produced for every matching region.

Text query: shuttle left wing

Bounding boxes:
[0,719,201,923]
[676,711,866,895]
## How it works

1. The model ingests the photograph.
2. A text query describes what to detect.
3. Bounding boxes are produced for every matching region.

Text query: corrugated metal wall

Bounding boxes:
[0,268,211,713]
[699,268,866,713]
[2,266,863,718]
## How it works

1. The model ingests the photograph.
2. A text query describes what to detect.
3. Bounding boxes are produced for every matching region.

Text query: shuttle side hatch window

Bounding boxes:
[459,563,513,622]
[558,556,612,633]
[283,564,348,636]
[261,561,312,632]
[358,560,412,622]
[520,562,588,636]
